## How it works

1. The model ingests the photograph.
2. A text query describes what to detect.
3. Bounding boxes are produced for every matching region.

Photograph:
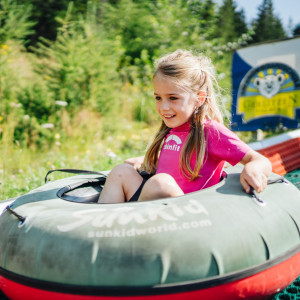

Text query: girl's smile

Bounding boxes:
[153,74,199,128]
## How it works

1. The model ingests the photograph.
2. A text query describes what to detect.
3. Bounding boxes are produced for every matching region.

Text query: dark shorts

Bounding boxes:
[128,171,153,202]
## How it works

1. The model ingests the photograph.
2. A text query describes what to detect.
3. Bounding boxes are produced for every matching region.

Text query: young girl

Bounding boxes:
[98,50,271,204]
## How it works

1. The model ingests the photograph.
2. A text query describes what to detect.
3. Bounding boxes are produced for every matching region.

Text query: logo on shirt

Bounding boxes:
[164,134,182,151]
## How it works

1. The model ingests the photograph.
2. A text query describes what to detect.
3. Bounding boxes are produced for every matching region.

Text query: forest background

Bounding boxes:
[1,0,299,200]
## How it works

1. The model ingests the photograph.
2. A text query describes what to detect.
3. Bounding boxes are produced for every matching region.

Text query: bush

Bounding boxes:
[33,2,124,115]
[0,0,35,44]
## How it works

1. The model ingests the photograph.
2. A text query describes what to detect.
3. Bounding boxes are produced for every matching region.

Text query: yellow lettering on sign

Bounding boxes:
[237,90,300,121]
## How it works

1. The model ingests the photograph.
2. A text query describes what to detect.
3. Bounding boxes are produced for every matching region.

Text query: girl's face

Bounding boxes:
[153,74,200,128]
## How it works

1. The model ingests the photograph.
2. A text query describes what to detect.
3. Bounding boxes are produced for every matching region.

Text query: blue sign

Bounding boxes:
[231,38,300,131]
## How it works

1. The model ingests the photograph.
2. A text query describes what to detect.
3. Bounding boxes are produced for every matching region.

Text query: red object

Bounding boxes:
[258,137,300,175]
[1,250,300,300]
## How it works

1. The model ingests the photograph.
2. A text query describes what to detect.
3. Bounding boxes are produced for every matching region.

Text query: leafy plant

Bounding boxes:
[0,0,35,44]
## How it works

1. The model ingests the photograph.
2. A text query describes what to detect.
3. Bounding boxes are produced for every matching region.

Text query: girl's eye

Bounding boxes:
[170,96,178,100]
[155,96,161,101]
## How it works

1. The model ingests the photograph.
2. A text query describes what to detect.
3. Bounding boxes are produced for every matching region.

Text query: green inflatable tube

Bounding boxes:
[0,164,300,300]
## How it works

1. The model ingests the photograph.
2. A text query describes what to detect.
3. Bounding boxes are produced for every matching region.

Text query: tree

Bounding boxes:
[234,8,248,36]
[0,0,35,44]
[215,0,248,43]
[293,23,300,36]
[250,0,286,44]
[16,0,94,46]
[188,0,217,32]
[16,0,70,45]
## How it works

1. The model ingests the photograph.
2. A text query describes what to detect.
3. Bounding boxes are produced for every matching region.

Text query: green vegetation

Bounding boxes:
[0,0,293,200]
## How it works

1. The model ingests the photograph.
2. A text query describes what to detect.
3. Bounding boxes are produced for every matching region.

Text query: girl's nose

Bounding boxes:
[160,99,170,110]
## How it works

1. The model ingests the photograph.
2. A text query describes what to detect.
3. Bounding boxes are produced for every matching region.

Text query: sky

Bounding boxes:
[216,0,300,34]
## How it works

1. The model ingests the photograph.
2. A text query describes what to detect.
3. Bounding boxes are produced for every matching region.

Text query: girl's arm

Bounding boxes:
[124,156,145,170]
[239,150,272,194]
[125,150,161,170]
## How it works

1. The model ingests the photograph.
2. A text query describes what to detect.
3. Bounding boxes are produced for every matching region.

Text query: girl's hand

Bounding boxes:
[240,150,272,194]
[124,156,145,170]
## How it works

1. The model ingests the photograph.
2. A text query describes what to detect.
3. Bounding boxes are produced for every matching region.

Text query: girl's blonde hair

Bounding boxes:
[141,49,224,180]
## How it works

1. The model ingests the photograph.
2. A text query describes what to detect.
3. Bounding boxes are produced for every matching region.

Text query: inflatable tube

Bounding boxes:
[0,165,300,300]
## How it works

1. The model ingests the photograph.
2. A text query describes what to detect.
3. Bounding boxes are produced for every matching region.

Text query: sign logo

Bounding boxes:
[237,63,300,122]
[253,72,285,99]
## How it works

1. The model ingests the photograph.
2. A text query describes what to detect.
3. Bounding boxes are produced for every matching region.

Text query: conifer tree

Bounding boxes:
[250,0,286,44]
[216,0,248,43]
[293,23,300,36]
[188,0,217,32]
[17,0,88,45]
[234,8,248,36]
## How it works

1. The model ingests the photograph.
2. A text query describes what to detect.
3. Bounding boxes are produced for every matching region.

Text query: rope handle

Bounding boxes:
[45,169,107,183]
[267,177,288,185]
[5,206,26,223]
[250,176,288,206]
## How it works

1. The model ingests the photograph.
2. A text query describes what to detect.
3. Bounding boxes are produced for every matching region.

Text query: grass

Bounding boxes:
[0,146,119,200]
[0,113,156,201]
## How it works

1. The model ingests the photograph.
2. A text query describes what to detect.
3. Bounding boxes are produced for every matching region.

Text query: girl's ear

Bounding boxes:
[197,90,207,106]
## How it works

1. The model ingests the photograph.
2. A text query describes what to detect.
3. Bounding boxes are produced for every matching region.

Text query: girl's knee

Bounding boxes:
[139,173,183,201]
[148,173,177,190]
[110,163,136,177]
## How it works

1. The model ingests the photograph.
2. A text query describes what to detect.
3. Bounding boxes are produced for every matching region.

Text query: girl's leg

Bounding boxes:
[138,173,183,202]
[98,164,143,204]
